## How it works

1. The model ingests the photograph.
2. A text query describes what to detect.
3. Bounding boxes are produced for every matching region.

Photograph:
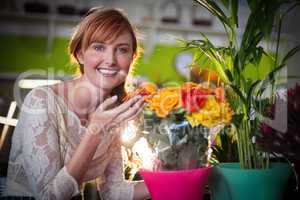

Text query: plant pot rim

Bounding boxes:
[139,166,212,174]
[216,162,290,171]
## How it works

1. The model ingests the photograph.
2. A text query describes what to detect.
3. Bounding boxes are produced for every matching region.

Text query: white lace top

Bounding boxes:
[3,87,137,200]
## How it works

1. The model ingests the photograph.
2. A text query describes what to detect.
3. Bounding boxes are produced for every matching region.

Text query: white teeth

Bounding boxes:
[97,68,118,76]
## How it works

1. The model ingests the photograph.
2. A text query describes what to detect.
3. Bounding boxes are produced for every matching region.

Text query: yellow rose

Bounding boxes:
[185,97,232,127]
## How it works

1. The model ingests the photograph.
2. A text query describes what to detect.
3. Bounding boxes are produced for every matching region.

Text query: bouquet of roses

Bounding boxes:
[125,82,233,170]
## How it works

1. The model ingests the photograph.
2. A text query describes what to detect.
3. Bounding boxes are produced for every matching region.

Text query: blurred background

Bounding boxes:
[0,0,299,106]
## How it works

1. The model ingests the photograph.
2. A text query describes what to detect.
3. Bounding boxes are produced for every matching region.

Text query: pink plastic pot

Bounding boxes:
[140,167,212,200]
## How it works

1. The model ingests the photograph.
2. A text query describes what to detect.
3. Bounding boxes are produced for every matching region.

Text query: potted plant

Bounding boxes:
[182,0,300,200]
[126,82,232,200]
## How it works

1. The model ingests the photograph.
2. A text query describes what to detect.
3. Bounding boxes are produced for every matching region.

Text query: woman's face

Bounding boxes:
[77,31,134,92]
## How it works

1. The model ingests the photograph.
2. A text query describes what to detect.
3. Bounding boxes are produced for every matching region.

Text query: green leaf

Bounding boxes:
[192,51,203,65]
[247,0,258,11]
[257,63,285,97]
[243,33,264,65]
[254,47,263,66]
[231,0,239,26]
[232,114,244,126]
[286,75,300,80]
[195,0,231,28]
[230,84,247,105]
[233,53,241,76]
[225,69,234,82]
[252,98,269,117]
[281,44,300,65]
[194,34,230,83]
[246,80,260,105]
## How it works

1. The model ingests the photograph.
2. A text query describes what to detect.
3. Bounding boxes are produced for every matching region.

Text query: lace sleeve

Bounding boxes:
[99,141,137,200]
[15,88,79,199]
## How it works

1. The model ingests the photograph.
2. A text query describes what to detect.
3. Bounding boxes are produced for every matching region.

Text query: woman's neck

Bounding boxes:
[56,76,111,123]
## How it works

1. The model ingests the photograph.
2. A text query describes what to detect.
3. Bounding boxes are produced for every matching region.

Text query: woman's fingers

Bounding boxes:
[115,98,145,123]
[90,95,144,134]
[126,102,145,122]
[97,95,118,111]
[111,95,142,114]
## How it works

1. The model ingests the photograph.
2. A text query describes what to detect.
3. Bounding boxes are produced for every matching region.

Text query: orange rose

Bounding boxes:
[148,87,180,118]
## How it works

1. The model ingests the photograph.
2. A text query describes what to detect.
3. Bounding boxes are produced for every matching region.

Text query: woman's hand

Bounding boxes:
[87,95,145,135]
[67,95,144,183]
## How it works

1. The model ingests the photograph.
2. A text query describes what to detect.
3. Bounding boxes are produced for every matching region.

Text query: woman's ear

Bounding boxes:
[76,50,84,65]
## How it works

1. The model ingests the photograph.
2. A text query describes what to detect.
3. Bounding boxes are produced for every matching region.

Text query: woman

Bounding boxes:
[4,7,150,200]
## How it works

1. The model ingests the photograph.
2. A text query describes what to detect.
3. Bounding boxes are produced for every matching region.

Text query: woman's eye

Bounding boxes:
[118,47,129,54]
[93,44,105,51]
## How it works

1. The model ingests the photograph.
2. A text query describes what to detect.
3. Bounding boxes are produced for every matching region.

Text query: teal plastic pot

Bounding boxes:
[209,165,231,200]
[209,162,291,200]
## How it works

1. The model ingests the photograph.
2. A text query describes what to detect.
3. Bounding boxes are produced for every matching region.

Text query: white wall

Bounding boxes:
[282,5,300,86]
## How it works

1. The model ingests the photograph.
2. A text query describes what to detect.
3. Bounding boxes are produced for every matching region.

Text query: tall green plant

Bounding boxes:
[185,0,300,169]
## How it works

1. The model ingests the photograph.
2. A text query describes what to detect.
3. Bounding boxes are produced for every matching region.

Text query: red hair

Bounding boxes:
[69,7,139,73]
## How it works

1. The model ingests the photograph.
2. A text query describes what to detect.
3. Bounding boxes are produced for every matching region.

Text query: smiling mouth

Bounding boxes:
[96,68,118,76]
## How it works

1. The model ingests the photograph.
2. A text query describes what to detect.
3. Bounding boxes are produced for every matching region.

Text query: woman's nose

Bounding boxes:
[104,49,116,66]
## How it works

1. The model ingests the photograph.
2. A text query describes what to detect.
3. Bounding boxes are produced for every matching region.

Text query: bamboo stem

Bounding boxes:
[245,122,250,169]
[236,125,244,169]
[245,122,252,169]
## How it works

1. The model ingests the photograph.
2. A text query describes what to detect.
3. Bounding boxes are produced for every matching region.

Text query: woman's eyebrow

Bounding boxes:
[115,43,130,46]
[92,41,105,45]
[92,41,131,47]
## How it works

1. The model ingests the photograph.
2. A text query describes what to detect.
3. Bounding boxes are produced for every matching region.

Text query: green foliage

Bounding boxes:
[209,127,239,165]
[190,0,300,169]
